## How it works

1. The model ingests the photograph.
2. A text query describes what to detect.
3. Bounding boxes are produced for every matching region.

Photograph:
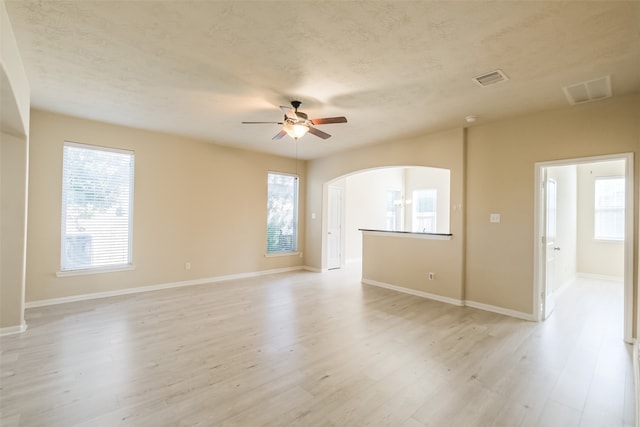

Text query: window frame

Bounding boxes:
[59,141,135,275]
[411,188,437,233]
[594,175,625,241]
[385,189,402,231]
[266,171,299,255]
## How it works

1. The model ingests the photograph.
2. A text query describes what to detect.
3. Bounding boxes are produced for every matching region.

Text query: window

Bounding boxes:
[594,176,624,240]
[385,189,402,231]
[267,172,298,253]
[61,142,134,271]
[412,189,437,232]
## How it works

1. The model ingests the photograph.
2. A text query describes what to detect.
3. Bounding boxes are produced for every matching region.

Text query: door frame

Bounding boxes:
[533,152,634,342]
[542,173,558,320]
[327,185,344,270]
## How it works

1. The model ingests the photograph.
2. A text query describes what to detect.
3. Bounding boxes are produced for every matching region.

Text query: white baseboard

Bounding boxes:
[303,265,322,273]
[26,266,306,308]
[362,278,534,321]
[362,278,464,306]
[464,300,535,321]
[576,272,624,282]
[0,322,27,336]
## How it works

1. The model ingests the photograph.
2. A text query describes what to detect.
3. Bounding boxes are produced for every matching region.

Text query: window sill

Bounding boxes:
[265,252,301,258]
[56,264,136,277]
[593,238,624,243]
[359,229,452,240]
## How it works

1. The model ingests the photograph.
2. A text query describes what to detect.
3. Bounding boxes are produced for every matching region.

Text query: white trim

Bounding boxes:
[533,164,545,321]
[303,265,322,273]
[264,252,301,258]
[64,140,134,156]
[362,278,535,321]
[634,340,639,427]
[533,153,632,168]
[464,300,535,321]
[345,257,362,265]
[56,264,136,277]
[362,278,464,306]
[0,322,27,336]
[327,185,345,270]
[360,230,452,240]
[27,266,306,308]
[624,153,634,343]
[576,272,624,282]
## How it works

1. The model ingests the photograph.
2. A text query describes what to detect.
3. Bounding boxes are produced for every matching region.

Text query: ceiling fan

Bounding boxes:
[242,101,347,140]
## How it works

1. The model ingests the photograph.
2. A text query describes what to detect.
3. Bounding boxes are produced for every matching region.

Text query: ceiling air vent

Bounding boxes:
[472,69,509,87]
[563,76,612,105]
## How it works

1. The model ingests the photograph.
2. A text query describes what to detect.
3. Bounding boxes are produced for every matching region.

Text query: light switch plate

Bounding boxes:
[490,213,501,223]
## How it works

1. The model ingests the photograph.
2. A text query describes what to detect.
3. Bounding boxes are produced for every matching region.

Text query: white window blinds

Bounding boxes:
[267,172,298,253]
[61,142,134,271]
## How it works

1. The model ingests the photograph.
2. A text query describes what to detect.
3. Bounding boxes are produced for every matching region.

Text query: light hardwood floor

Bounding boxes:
[0,267,633,426]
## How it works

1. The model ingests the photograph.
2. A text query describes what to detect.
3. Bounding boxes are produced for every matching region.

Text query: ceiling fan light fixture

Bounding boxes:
[242,100,346,140]
[284,123,309,139]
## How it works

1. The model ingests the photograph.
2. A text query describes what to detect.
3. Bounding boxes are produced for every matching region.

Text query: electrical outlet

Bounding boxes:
[185,262,191,270]
[429,272,435,280]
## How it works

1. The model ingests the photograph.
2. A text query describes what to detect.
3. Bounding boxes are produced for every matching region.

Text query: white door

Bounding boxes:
[543,174,557,319]
[327,186,343,270]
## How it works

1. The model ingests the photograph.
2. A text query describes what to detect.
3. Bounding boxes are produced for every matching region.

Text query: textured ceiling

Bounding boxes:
[4,1,640,159]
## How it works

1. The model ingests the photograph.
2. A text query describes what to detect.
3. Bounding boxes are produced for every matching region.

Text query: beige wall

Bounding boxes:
[577,160,625,278]
[1,0,30,135]
[1,0,30,332]
[26,110,305,302]
[466,94,639,315]
[342,166,451,262]
[362,233,463,302]
[23,94,640,322]
[343,168,402,262]
[305,128,466,296]
[1,132,28,330]
[307,94,638,318]
[7,43,639,328]
[346,168,403,231]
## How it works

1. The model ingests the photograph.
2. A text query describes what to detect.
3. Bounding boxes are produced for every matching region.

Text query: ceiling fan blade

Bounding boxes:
[272,129,287,140]
[280,106,298,120]
[308,126,332,140]
[310,116,348,125]
[241,121,284,124]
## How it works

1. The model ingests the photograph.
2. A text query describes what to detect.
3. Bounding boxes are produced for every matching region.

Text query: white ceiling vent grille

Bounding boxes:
[472,69,509,87]
[563,76,612,105]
